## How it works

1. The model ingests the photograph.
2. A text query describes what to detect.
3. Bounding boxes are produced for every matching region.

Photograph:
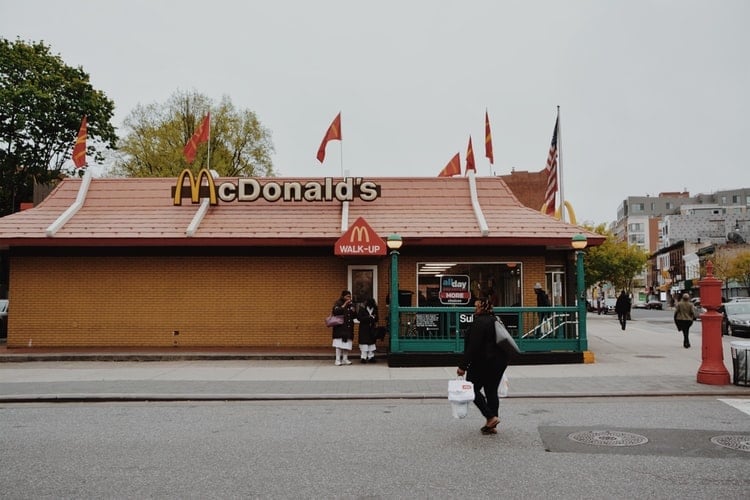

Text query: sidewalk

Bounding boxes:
[0,314,748,402]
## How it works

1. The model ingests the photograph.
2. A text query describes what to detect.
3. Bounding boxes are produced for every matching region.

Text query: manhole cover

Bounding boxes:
[568,430,649,447]
[710,435,750,452]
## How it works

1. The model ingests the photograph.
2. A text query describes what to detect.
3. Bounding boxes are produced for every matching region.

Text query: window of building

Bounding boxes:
[732,195,740,203]
[665,202,673,210]
[628,222,644,232]
[721,196,727,204]
[416,262,522,307]
[632,203,644,212]
[629,234,645,245]
[348,265,378,312]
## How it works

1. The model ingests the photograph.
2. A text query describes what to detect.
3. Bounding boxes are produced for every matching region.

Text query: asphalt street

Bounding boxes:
[1,396,748,499]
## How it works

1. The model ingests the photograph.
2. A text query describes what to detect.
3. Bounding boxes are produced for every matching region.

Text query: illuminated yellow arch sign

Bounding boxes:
[171,169,381,206]
[540,200,577,225]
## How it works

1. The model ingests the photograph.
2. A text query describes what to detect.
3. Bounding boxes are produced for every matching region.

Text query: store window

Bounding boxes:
[416,262,522,307]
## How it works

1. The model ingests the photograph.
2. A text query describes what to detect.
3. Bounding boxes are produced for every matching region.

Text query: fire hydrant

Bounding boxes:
[697,261,730,385]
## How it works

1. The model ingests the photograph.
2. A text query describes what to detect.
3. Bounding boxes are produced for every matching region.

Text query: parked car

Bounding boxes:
[645,300,663,310]
[690,297,705,319]
[602,297,617,314]
[633,300,648,309]
[722,301,750,337]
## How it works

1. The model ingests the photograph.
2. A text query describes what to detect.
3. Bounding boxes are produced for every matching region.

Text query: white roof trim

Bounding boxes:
[185,170,219,237]
[467,170,490,236]
[45,169,93,237]
[340,200,350,233]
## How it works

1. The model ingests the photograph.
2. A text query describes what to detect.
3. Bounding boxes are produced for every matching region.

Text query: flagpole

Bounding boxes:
[556,105,565,222]
[206,110,211,170]
[340,139,344,178]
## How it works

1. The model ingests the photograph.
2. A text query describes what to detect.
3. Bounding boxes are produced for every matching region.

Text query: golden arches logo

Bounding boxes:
[174,168,217,206]
[540,200,577,225]
[349,225,371,243]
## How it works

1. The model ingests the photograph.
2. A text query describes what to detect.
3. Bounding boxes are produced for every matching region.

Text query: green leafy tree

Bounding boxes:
[115,90,275,177]
[582,224,649,292]
[0,38,117,216]
[725,250,750,292]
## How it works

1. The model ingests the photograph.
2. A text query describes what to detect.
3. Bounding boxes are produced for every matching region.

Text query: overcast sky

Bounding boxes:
[2,0,748,226]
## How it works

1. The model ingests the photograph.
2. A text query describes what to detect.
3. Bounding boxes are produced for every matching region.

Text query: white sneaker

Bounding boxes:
[335,360,342,366]
[342,359,352,365]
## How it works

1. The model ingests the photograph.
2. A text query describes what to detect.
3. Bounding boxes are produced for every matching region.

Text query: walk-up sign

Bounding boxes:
[335,217,387,256]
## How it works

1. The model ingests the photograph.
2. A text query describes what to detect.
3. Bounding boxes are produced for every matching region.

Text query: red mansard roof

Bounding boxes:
[0,176,603,249]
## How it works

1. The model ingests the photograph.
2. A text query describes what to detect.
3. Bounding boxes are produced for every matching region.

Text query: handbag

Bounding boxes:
[375,326,387,340]
[495,318,520,354]
[325,314,344,327]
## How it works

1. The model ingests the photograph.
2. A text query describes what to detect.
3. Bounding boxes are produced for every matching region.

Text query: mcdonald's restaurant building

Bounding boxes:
[0,170,602,358]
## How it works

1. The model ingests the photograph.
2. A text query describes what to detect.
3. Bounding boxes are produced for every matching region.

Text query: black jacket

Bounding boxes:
[459,312,505,371]
[332,299,356,341]
[615,294,631,314]
[357,305,379,345]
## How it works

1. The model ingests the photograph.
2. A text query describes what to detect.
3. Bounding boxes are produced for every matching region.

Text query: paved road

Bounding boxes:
[1,312,749,401]
[1,396,748,499]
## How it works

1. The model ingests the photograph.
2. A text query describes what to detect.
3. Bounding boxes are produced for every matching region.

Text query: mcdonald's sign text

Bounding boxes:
[172,171,381,206]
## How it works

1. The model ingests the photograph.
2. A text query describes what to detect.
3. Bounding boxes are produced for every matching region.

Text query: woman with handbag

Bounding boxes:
[332,290,357,365]
[356,297,379,363]
[456,298,508,435]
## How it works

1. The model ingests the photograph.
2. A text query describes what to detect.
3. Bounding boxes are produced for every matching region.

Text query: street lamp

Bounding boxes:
[572,233,588,350]
[387,234,403,348]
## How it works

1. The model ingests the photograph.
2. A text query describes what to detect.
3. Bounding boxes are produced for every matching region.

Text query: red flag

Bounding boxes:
[438,153,461,177]
[316,112,342,163]
[183,113,211,164]
[72,116,87,168]
[465,136,476,174]
[484,110,494,165]
[543,114,559,216]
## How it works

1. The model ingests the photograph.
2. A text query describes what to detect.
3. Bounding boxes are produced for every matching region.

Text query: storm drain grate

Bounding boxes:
[710,435,750,452]
[568,430,649,447]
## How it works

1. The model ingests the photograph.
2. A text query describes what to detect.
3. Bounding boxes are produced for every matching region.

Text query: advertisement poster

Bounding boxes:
[439,275,471,305]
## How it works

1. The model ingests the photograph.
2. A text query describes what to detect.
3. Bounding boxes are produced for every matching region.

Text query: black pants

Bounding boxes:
[466,357,507,420]
[676,319,693,345]
[617,312,627,330]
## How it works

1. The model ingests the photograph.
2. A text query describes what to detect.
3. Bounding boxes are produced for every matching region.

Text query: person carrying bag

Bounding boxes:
[456,298,509,435]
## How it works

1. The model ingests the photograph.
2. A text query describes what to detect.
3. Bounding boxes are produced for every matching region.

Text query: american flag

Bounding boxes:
[543,115,559,216]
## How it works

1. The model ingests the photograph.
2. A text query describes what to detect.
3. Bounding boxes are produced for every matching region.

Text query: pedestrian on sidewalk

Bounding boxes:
[615,290,631,331]
[533,282,551,333]
[456,298,508,436]
[357,297,379,363]
[674,293,696,348]
[331,290,356,365]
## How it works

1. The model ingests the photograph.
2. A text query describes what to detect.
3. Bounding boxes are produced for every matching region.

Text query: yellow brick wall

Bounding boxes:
[6,252,562,348]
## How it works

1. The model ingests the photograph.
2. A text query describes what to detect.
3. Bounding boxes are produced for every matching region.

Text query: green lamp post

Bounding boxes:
[572,233,588,348]
[387,234,403,348]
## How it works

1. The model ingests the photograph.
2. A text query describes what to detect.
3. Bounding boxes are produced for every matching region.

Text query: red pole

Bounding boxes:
[697,261,730,385]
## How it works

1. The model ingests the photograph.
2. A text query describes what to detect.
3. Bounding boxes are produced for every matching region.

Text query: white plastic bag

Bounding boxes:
[498,372,509,398]
[448,377,474,419]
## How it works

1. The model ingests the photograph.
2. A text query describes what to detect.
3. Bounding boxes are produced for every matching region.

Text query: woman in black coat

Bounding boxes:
[457,298,508,435]
[332,290,357,365]
[357,297,379,363]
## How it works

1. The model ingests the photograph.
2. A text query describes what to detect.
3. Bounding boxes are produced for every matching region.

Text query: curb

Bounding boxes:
[2,390,749,404]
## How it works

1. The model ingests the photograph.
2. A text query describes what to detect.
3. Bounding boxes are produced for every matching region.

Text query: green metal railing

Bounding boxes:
[388,306,587,354]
